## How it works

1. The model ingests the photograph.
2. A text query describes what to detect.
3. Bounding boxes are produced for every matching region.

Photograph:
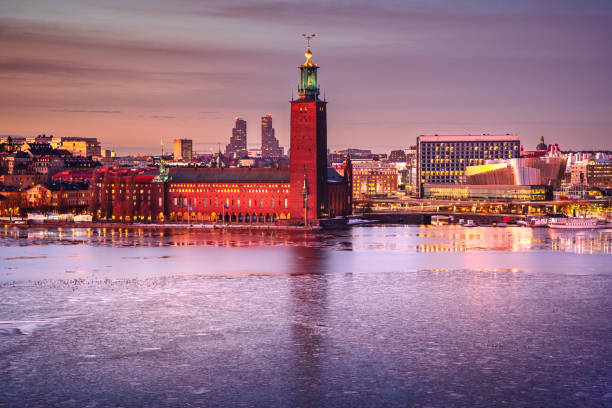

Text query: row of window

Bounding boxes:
[172,197,289,209]
[169,188,289,194]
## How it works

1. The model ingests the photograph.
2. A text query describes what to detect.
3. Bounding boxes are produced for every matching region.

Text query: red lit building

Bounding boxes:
[89,42,351,225]
[89,168,165,222]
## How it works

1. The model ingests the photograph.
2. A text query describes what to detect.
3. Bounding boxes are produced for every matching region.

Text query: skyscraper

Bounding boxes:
[173,139,193,162]
[261,114,283,158]
[225,117,248,159]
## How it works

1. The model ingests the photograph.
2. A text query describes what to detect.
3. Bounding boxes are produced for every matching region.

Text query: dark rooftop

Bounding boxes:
[327,167,346,183]
[169,167,290,183]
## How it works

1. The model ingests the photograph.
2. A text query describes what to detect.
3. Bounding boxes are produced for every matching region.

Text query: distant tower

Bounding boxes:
[536,136,548,151]
[289,34,328,223]
[261,114,283,158]
[173,139,193,162]
[226,118,248,158]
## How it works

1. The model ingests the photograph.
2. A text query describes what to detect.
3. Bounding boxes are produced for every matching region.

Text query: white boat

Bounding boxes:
[431,215,450,226]
[464,219,477,227]
[548,217,609,229]
[527,217,548,228]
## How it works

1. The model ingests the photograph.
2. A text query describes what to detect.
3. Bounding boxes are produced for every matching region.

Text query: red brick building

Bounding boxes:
[89,168,165,222]
[89,43,351,225]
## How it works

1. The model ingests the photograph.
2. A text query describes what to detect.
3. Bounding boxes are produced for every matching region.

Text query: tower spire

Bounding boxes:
[298,34,320,100]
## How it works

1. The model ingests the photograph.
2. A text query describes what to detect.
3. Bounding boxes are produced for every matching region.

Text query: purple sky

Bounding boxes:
[1,0,611,154]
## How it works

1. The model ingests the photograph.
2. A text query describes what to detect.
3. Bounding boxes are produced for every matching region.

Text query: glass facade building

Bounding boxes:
[417,134,520,197]
[423,184,550,201]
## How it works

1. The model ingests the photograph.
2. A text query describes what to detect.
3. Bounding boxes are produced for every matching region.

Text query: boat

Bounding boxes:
[431,215,450,226]
[548,216,610,229]
[526,217,548,228]
[463,219,477,227]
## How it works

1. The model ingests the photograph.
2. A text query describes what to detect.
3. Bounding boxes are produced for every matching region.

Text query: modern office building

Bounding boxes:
[417,134,520,197]
[173,139,193,162]
[261,114,283,158]
[226,118,248,159]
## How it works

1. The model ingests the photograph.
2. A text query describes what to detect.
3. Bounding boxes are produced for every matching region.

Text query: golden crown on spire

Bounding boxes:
[302,33,316,67]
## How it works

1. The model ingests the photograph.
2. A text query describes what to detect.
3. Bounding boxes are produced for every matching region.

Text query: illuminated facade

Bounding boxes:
[59,137,102,157]
[173,139,193,162]
[351,161,398,200]
[226,118,248,159]
[423,184,550,201]
[261,114,283,158]
[417,134,520,197]
[569,159,612,187]
[88,168,164,222]
[288,40,330,221]
[25,183,89,210]
[89,42,351,225]
[466,157,566,188]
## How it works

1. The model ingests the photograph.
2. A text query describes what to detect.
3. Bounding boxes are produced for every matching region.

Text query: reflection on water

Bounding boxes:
[290,246,328,405]
[0,225,611,407]
[2,225,611,255]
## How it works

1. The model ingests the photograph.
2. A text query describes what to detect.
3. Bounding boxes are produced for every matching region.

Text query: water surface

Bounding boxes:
[1,225,611,407]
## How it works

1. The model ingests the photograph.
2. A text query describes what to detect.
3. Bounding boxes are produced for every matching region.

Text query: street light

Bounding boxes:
[302,176,309,227]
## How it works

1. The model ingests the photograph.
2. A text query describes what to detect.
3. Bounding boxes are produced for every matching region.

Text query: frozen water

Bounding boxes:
[0,225,611,407]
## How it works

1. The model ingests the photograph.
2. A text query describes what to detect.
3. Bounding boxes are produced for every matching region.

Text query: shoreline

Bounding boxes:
[1,221,326,232]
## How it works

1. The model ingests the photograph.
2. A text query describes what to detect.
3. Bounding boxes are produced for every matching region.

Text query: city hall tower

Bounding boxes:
[289,36,328,224]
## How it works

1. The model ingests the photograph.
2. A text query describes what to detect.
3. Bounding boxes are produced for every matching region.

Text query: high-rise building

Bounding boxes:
[417,134,520,197]
[289,37,329,221]
[173,139,193,162]
[261,114,283,158]
[226,118,248,158]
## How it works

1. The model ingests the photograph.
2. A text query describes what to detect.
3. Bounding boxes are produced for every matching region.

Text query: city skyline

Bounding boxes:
[2,0,612,154]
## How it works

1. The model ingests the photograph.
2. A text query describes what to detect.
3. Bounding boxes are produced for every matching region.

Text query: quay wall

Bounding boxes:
[358,212,525,225]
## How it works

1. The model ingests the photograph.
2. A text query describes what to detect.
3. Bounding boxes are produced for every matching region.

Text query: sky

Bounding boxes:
[1,0,611,155]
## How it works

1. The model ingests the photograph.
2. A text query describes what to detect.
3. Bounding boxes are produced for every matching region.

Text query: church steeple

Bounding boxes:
[298,34,319,100]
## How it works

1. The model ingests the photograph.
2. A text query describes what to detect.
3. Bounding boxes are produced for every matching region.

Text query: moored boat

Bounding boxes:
[548,216,609,229]
[527,217,548,228]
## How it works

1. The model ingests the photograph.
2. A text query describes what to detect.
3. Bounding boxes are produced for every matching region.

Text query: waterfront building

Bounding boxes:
[423,184,550,201]
[261,114,284,158]
[25,183,89,210]
[417,134,520,197]
[351,161,398,200]
[173,139,193,162]
[585,160,612,187]
[571,159,612,187]
[288,39,331,221]
[465,157,566,188]
[89,41,352,225]
[89,168,164,222]
[226,118,248,159]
